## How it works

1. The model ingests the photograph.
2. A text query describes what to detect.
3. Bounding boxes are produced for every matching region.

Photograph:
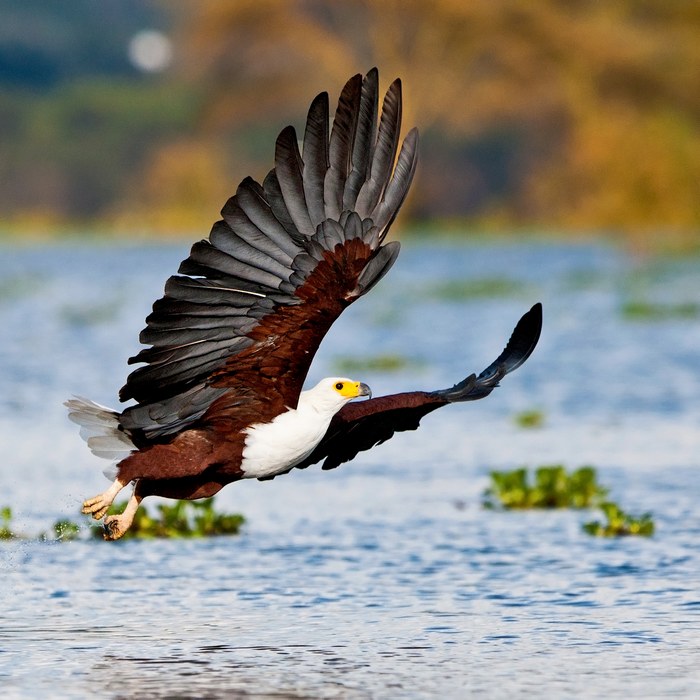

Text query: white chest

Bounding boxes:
[240,404,334,479]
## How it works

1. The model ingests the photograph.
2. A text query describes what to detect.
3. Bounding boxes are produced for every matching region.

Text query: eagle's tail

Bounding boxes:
[65,397,135,463]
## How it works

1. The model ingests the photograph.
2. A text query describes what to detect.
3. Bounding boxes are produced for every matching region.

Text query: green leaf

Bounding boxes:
[91,497,245,539]
[482,465,608,510]
[583,501,655,537]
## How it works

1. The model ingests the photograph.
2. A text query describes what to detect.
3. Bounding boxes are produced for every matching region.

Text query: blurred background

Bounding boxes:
[1,0,699,249]
[4,7,700,694]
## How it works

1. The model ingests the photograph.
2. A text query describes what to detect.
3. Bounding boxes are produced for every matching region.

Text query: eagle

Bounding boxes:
[66,69,542,540]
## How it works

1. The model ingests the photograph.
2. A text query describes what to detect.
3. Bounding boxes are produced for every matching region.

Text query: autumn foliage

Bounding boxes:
[2,0,700,246]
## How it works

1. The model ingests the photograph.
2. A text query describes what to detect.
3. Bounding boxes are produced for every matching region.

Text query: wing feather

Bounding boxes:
[130,336,252,370]
[179,240,284,291]
[262,169,305,242]
[275,126,314,236]
[208,222,293,278]
[372,127,420,234]
[324,74,362,219]
[163,277,267,305]
[344,67,378,211]
[225,179,300,256]
[355,240,401,296]
[121,384,229,443]
[143,315,244,333]
[302,92,330,228]
[355,78,402,221]
[119,69,418,437]
[125,350,236,401]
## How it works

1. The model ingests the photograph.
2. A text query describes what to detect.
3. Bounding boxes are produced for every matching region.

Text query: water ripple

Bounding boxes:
[2,242,700,697]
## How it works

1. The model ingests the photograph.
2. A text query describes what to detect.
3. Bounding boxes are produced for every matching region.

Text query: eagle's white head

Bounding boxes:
[240,377,371,479]
[300,377,372,415]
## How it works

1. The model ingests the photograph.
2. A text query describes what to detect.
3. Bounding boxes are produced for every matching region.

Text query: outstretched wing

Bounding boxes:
[119,69,418,442]
[264,303,542,477]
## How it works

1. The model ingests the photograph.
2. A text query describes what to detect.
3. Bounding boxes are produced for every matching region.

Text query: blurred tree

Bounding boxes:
[2,0,699,245]
[0,82,197,222]
[135,0,700,243]
[0,0,164,89]
[0,0,182,229]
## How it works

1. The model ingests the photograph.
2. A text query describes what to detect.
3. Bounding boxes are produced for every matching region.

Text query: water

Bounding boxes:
[2,239,700,698]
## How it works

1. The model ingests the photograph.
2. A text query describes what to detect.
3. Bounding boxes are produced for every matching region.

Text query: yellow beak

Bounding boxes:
[339,381,372,399]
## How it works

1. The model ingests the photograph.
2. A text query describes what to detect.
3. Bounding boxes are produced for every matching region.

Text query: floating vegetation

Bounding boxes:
[51,519,82,541]
[92,497,245,540]
[513,409,545,429]
[0,273,45,302]
[59,299,123,327]
[563,268,610,292]
[483,465,608,510]
[333,353,421,374]
[583,502,655,537]
[0,498,245,543]
[0,506,17,540]
[0,508,68,542]
[483,467,654,538]
[428,276,527,301]
[621,300,700,321]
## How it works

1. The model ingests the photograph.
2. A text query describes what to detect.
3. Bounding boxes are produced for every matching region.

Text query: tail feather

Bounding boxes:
[65,397,135,462]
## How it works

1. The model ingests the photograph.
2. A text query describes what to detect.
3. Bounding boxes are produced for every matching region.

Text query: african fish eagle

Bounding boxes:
[66,69,542,540]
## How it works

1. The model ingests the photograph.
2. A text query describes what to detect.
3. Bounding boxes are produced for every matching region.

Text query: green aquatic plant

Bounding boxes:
[583,502,655,537]
[428,276,527,301]
[59,299,123,327]
[483,465,608,510]
[0,506,17,540]
[2,500,246,542]
[51,519,82,541]
[621,300,700,321]
[0,273,45,302]
[92,497,245,540]
[513,409,545,429]
[333,353,420,374]
[563,268,609,292]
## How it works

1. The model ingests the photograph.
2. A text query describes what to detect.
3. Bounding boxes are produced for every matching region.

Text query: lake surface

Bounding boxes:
[1,238,700,698]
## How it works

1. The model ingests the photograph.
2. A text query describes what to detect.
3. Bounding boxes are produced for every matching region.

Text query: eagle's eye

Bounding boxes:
[335,382,344,391]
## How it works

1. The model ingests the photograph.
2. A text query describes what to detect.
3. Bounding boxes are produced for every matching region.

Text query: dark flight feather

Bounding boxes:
[354,240,401,297]
[302,92,330,229]
[344,67,379,210]
[275,125,314,236]
[119,69,418,432]
[224,179,301,257]
[355,79,402,221]
[325,74,362,219]
[372,127,419,234]
[207,224,293,279]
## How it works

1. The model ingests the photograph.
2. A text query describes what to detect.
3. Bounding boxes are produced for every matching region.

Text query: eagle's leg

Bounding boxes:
[81,477,128,520]
[103,482,143,541]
